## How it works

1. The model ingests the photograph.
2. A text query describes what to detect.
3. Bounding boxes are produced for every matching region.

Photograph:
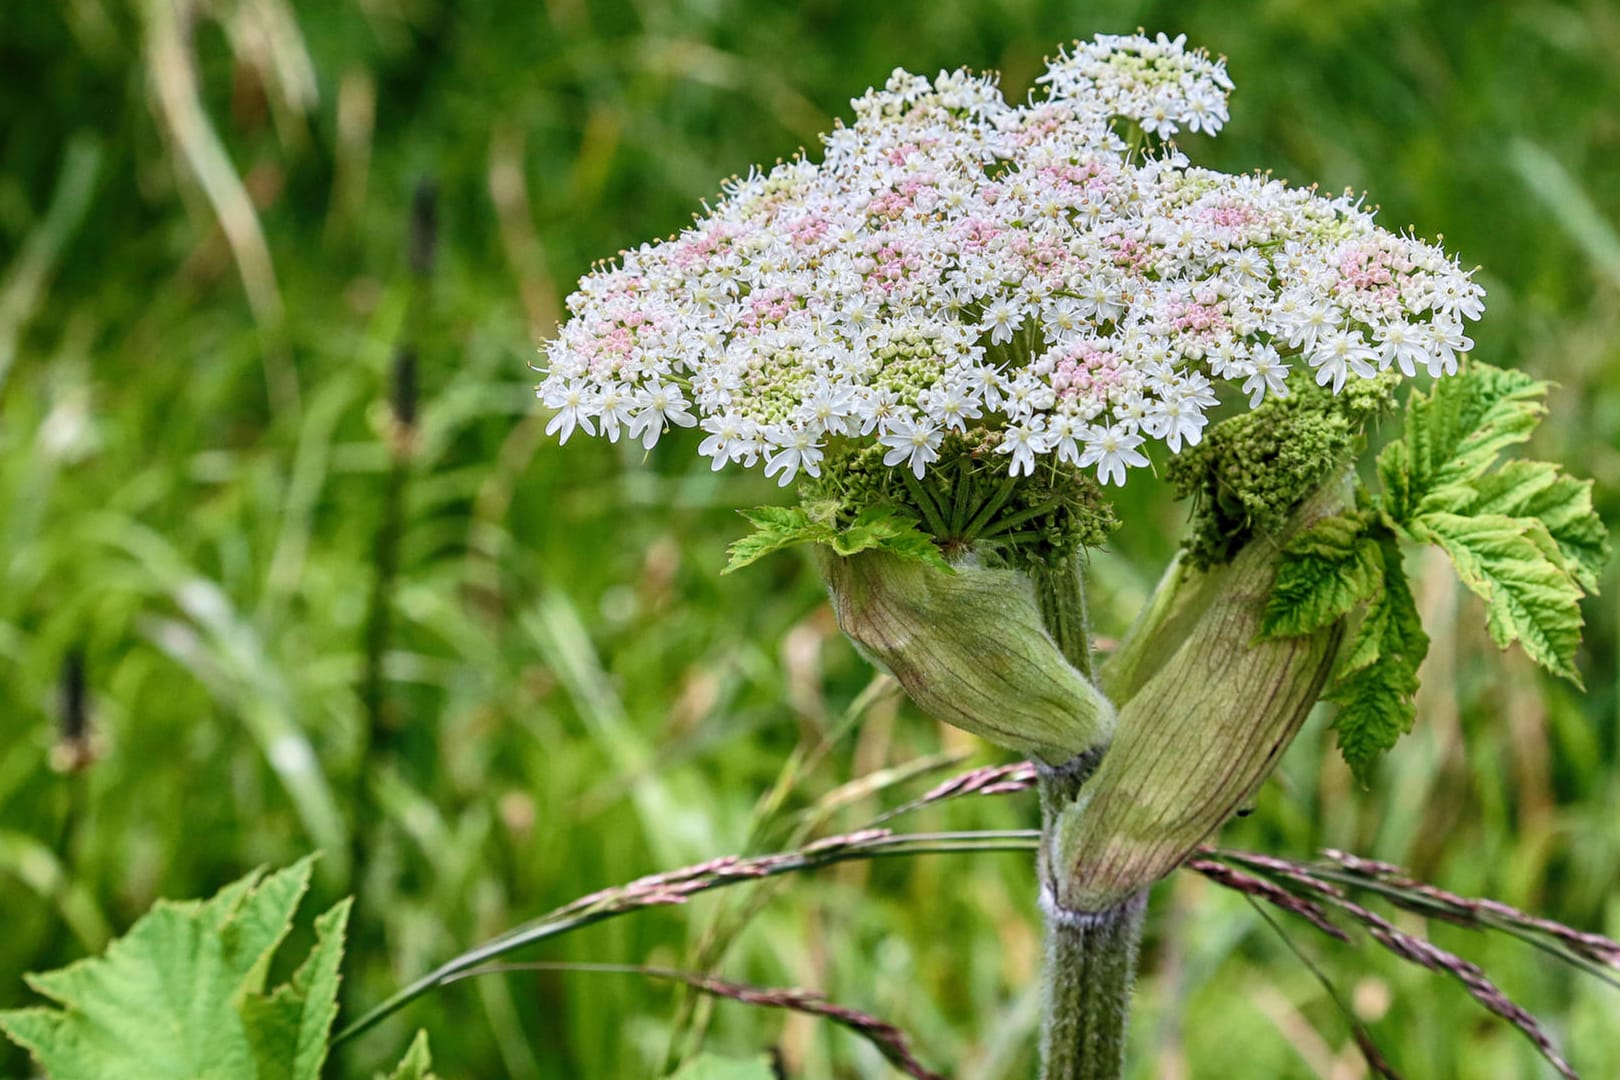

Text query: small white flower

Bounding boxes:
[764,426,825,485]
[919,382,983,431]
[1142,396,1207,453]
[1078,422,1150,486]
[629,383,698,449]
[698,412,753,470]
[1046,412,1084,465]
[997,417,1050,476]
[1427,321,1474,376]
[1310,331,1378,393]
[854,387,902,436]
[981,298,1022,345]
[879,416,944,478]
[1241,344,1290,407]
[542,380,599,444]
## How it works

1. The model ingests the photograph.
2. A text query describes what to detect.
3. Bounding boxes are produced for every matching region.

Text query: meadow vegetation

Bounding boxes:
[2,1,1617,1076]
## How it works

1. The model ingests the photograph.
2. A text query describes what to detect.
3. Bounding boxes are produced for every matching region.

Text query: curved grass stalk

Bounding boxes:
[332,828,1041,1045]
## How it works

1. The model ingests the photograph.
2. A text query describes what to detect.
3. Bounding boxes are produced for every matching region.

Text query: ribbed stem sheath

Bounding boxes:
[1038,891,1147,1080]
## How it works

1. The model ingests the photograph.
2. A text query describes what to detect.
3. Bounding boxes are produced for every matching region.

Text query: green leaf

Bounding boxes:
[722,506,833,573]
[1374,437,1412,524]
[1326,540,1430,778]
[1403,361,1547,508]
[0,860,353,1080]
[1259,511,1381,639]
[1448,461,1610,593]
[725,503,949,573]
[1409,511,1586,684]
[830,506,951,570]
[871,527,953,571]
[375,1030,439,1080]
[221,855,316,998]
[667,1052,779,1080]
[241,898,352,1080]
[2,901,258,1080]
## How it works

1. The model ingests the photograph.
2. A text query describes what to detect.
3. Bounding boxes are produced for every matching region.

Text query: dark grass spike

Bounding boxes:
[868,760,1038,825]
[58,648,87,744]
[1213,848,1620,989]
[1319,849,1620,969]
[1213,850,1580,1080]
[333,828,1043,1045]
[51,648,95,773]
[409,179,438,279]
[1183,857,1350,944]
[391,347,419,432]
[445,962,944,1080]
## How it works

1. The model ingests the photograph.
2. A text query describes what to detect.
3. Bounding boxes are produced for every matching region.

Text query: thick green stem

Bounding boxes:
[1029,555,1142,1080]
[1039,891,1147,1080]
[1029,556,1102,810]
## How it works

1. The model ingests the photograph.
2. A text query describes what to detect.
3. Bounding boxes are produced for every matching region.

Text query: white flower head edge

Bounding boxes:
[536,32,1483,488]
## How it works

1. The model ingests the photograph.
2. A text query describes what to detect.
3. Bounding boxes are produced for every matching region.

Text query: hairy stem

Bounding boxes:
[1039,891,1147,1080]
[1028,555,1143,1080]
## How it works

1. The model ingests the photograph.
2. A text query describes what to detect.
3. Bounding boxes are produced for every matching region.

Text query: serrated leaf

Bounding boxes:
[0,860,354,1080]
[829,506,951,570]
[722,506,833,573]
[736,505,812,532]
[1326,540,1429,779]
[200,869,266,932]
[375,1030,438,1080]
[222,855,316,999]
[1452,461,1610,593]
[1409,511,1585,684]
[872,528,953,571]
[1375,437,1412,523]
[1404,361,1547,506]
[2,901,258,1079]
[241,897,352,1080]
[726,504,949,573]
[1259,512,1380,639]
[667,1052,778,1080]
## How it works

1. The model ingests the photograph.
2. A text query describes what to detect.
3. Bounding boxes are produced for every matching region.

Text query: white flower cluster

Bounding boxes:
[537,32,1484,488]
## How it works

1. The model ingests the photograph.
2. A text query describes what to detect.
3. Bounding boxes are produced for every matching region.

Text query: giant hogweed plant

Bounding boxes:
[4,32,1613,1080]
[528,31,1608,1078]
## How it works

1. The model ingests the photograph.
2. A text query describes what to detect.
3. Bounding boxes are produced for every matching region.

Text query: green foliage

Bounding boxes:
[724,504,951,573]
[1260,510,1383,639]
[1438,460,1609,593]
[1396,363,1548,515]
[1262,362,1608,775]
[3,1,1619,1076]
[1322,539,1430,775]
[0,858,352,1080]
[666,1052,778,1079]
[1406,512,1586,684]
[375,1031,439,1080]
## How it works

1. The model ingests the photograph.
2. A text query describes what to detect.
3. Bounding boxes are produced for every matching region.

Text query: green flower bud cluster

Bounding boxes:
[1167,369,1398,568]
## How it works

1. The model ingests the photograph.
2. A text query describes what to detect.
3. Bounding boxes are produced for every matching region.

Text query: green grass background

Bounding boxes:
[2,0,1617,1076]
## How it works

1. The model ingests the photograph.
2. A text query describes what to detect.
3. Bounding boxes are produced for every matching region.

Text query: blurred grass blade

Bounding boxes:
[0,830,111,952]
[1509,139,1620,290]
[0,134,100,395]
